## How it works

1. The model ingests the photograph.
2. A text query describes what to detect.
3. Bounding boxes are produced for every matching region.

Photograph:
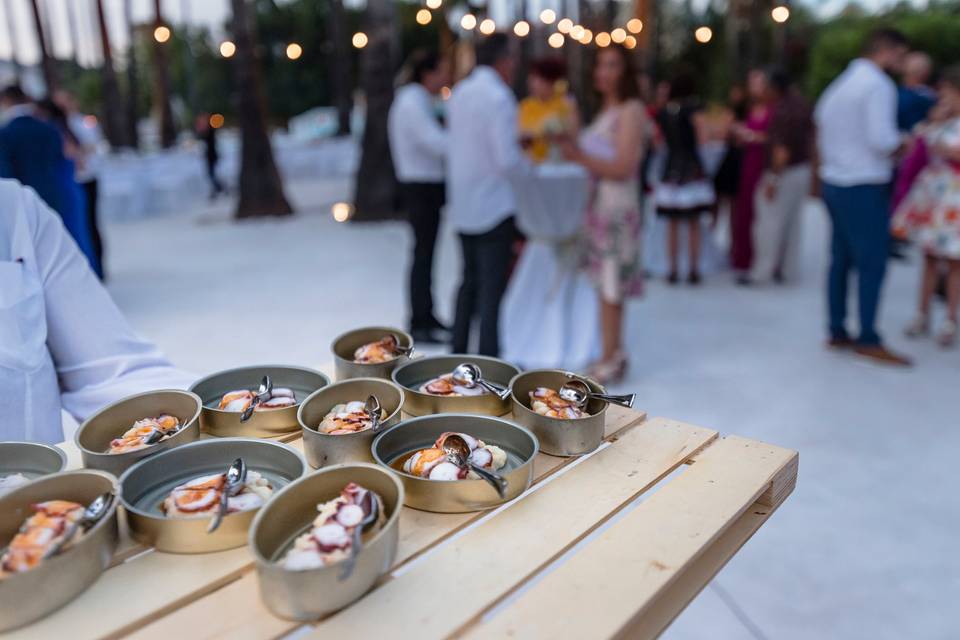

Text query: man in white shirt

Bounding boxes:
[447,34,528,356]
[0,179,192,443]
[388,51,451,344]
[814,28,911,366]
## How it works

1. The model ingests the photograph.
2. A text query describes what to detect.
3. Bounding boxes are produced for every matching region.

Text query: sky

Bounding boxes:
[0,0,924,68]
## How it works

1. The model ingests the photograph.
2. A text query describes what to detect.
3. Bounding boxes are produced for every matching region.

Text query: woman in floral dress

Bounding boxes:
[894,67,960,347]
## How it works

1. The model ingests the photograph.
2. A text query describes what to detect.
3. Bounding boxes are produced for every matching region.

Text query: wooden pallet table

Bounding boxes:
[4,379,797,640]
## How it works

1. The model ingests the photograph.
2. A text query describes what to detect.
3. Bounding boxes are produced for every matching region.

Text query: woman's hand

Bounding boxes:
[557,134,582,163]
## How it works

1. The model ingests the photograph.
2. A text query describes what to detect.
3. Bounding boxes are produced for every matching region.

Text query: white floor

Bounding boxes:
[101,176,957,640]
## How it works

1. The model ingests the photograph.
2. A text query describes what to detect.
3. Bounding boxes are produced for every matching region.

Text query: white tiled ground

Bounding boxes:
[102,176,957,639]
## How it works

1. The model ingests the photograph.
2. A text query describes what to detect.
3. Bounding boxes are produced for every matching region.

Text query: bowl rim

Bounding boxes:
[391,353,522,396]
[188,365,330,417]
[370,412,540,484]
[117,437,307,520]
[508,369,609,423]
[73,389,203,459]
[297,378,406,438]
[0,441,68,473]
[247,461,405,571]
[330,326,414,366]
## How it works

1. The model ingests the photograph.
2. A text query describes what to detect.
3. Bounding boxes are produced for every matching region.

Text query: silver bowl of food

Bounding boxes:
[298,378,405,469]
[372,414,538,513]
[331,326,414,381]
[119,438,306,553]
[250,462,403,621]
[0,441,67,496]
[509,370,609,457]
[391,355,520,417]
[190,365,330,438]
[0,470,119,632]
[74,389,202,476]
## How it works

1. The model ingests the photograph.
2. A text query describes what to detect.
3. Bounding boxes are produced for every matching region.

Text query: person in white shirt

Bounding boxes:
[447,34,529,356]
[814,28,911,367]
[0,179,193,443]
[388,50,451,344]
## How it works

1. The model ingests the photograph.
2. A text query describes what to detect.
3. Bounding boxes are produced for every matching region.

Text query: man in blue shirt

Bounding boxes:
[897,52,937,133]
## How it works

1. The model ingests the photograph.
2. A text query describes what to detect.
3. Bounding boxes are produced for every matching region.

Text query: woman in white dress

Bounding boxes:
[561,45,648,383]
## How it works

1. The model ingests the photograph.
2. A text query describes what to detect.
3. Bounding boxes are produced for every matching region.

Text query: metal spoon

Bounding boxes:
[239,375,273,423]
[40,492,115,559]
[207,458,248,533]
[559,379,635,409]
[441,434,508,499]
[338,490,380,581]
[451,363,511,400]
[364,395,384,433]
[386,333,415,357]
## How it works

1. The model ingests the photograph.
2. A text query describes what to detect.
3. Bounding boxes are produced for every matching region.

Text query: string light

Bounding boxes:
[547,32,564,48]
[771,5,790,22]
[513,20,530,37]
[460,13,477,30]
[627,18,643,34]
[557,18,573,33]
[416,9,431,25]
[610,27,626,44]
[695,26,713,43]
[286,43,302,60]
[219,40,236,58]
[479,18,496,35]
[624,35,637,49]
[209,113,225,129]
[580,29,593,45]
[425,0,442,8]
[331,202,353,222]
[595,31,611,47]
[539,9,556,25]
[153,25,171,43]
[352,32,368,48]
[570,24,584,40]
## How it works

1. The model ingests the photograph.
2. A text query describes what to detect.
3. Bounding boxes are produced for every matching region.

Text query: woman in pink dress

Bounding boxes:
[731,69,773,272]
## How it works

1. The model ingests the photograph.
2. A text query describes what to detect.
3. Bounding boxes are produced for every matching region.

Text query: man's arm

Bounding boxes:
[865,82,904,156]
[490,91,529,175]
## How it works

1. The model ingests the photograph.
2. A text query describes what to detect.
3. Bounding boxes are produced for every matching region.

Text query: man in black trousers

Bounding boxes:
[447,34,528,356]
[388,51,452,344]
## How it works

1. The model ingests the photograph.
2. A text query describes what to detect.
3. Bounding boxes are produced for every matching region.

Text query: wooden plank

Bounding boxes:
[296,418,717,639]
[463,434,798,640]
[127,409,648,640]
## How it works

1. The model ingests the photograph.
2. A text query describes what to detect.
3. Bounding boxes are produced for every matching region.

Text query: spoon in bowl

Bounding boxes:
[386,334,415,357]
[240,376,273,423]
[338,489,381,581]
[364,395,383,433]
[207,458,248,534]
[441,434,508,499]
[40,492,115,559]
[451,363,511,400]
[559,379,635,409]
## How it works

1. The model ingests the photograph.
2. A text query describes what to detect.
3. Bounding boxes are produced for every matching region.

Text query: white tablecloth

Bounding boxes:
[502,163,599,371]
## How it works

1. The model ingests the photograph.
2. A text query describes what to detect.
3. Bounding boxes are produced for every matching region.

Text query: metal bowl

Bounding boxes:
[509,370,608,457]
[331,326,414,381]
[391,355,520,417]
[298,378,405,469]
[250,462,404,621]
[119,438,306,553]
[0,441,67,495]
[74,389,202,476]
[372,414,538,513]
[189,365,330,438]
[0,470,119,632]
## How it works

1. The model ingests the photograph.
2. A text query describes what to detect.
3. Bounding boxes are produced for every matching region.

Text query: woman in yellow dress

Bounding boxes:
[518,58,580,163]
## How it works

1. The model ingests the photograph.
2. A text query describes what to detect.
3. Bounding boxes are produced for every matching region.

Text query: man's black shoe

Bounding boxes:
[411,327,451,345]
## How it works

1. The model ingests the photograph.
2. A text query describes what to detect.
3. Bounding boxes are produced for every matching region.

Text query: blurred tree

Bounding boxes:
[94,0,127,148]
[229,0,293,218]
[152,0,177,147]
[28,0,57,92]
[124,0,141,148]
[328,0,352,135]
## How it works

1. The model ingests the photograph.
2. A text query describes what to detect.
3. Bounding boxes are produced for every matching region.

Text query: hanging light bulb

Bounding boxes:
[479,18,496,35]
[539,9,556,25]
[153,25,171,43]
[547,32,564,48]
[771,5,790,23]
[595,32,611,48]
[610,28,626,44]
[694,26,713,43]
[627,18,643,34]
[460,13,477,30]
[416,9,432,25]
[352,32,368,48]
[219,40,236,58]
[286,43,303,60]
[557,18,573,34]
[426,0,442,9]
[624,35,637,49]
[513,20,530,37]
[570,25,585,41]
[580,29,593,45]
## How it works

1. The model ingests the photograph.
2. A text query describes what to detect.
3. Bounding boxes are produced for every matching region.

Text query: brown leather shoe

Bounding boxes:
[827,336,854,350]
[852,344,913,367]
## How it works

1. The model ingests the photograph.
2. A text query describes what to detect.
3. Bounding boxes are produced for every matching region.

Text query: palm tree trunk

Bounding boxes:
[152,0,176,148]
[327,0,352,136]
[28,0,57,92]
[123,0,140,149]
[94,0,126,148]
[229,0,293,219]
[352,0,399,221]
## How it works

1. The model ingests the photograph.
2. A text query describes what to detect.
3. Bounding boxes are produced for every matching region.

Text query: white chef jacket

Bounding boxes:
[0,179,193,443]
[388,83,447,183]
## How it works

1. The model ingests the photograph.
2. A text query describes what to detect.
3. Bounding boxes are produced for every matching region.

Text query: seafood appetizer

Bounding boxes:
[353,335,402,364]
[418,374,489,397]
[280,483,385,570]
[219,388,296,412]
[0,500,85,576]
[0,473,29,495]
[107,415,182,454]
[529,387,587,420]
[162,470,274,518]
[403,432,507,481]
[318,401,384,435]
